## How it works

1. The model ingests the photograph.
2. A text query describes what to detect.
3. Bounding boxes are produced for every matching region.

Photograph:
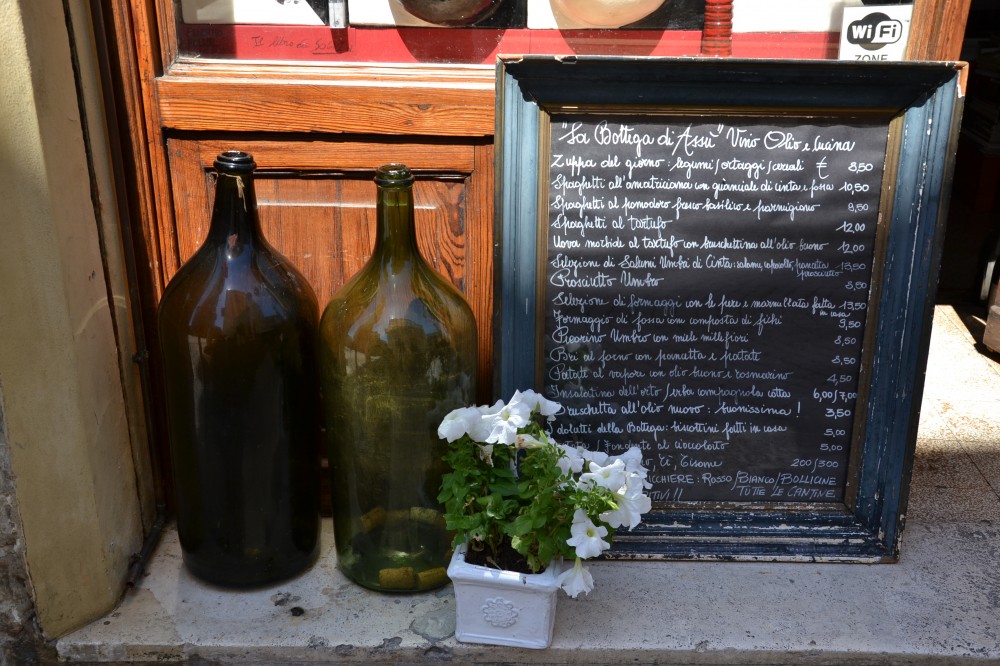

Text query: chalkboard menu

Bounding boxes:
[495,57,963,560]
[544,116,886,504]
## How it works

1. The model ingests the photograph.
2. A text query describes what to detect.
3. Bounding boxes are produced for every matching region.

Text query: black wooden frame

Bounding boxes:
[494,56,964,561]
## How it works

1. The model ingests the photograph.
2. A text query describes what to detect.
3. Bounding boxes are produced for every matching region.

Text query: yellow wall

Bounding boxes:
[0,0,144,637]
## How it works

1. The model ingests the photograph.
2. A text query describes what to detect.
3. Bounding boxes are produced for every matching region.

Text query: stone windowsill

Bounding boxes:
[56,514,1000,664]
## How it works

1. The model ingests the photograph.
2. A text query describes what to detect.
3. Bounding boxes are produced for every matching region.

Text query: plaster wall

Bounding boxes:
[0,0,143,639]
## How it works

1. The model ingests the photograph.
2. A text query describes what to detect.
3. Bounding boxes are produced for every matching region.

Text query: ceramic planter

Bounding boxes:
[447,544,561,649]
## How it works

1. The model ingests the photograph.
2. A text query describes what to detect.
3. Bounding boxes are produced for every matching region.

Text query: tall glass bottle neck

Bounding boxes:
[206,171,261,252]
[374,184,420,265]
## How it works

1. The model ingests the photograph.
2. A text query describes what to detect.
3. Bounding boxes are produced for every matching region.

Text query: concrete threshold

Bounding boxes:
[57,306,1000,664]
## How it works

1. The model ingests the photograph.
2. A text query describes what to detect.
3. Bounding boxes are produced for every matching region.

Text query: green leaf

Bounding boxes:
[510,513,535,537]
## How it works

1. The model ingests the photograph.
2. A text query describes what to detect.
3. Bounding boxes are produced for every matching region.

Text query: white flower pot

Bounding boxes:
[447,544,561,649]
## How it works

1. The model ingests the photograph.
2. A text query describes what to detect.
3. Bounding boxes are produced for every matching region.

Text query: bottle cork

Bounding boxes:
[410,506,446,529]
[378,566,416,589]
[360,506,386,533]
[416,567,449,590]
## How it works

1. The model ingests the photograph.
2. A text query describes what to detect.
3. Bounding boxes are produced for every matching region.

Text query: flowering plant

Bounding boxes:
[437,390,652,597]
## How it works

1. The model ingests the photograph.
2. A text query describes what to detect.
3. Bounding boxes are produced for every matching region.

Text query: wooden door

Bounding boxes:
[165,138,495,395]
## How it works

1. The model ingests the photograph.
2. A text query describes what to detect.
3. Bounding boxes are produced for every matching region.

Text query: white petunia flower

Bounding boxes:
[579,459,627,492]
[612,446,652,489]
[579,448,609,466]
[483,396,532,445]
[556,444,585,476]
[437,406,481,442]
[614,446,646,475]
[517,389,563,419]
[600,476,652,530]
[556,557,594,598]
[465,400,503,442]
[566,509,610,559]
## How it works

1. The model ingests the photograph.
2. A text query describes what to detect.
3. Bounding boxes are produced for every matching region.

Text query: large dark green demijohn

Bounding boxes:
[320,164,477,592]
[157,151,321,587]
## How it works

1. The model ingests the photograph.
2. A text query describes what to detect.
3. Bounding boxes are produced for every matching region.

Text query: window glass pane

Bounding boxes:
[175,1,900,65]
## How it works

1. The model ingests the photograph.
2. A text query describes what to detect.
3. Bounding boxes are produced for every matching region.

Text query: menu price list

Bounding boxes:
[544,115,888,504]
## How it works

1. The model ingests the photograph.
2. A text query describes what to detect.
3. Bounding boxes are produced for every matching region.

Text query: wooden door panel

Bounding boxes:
[165,137,494,397]
[256,177,378,298]
[263,176,470,303]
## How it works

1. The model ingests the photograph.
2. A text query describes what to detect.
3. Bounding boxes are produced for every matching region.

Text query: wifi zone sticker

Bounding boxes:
[839,6,912,61]
[846,12,902,50]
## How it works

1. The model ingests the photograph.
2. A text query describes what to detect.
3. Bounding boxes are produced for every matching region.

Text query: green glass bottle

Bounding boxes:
[320,164,477,592]
[157,151,320,587]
